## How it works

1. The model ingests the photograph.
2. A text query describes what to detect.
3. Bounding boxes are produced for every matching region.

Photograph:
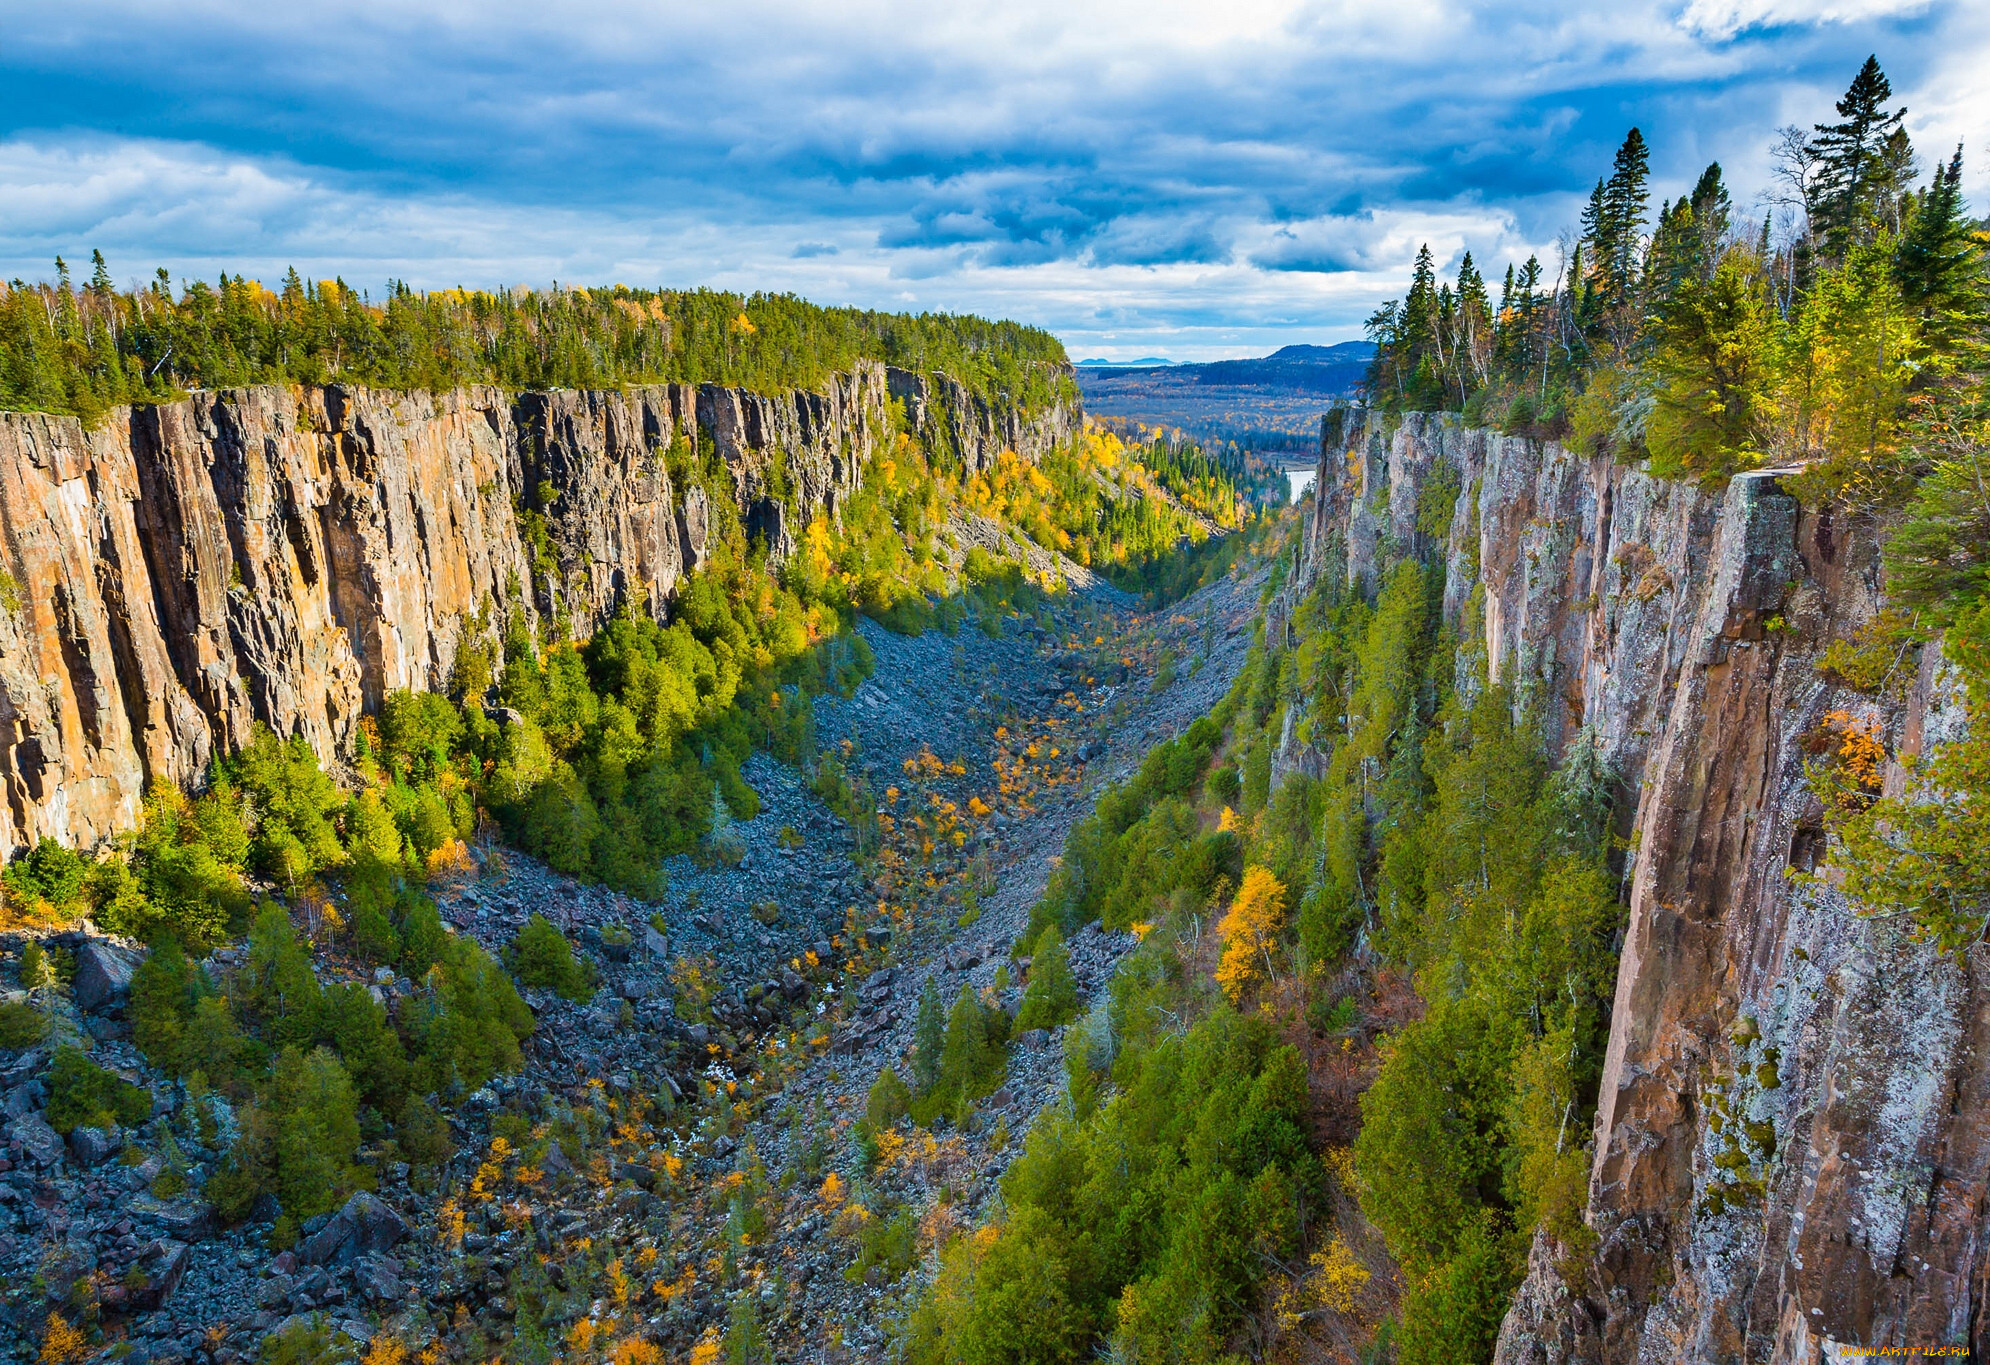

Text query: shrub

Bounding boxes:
[846,1208,919,1285]
[45,1045,152,1134]
[3,838,88,919]
[507,914,592,1001]
[0,1000,45,1049]
[866,1066,911,1133]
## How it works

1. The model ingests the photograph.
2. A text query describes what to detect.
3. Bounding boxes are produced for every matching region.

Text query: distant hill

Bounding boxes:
[1190,340,1374,393]
[1078,357,1176,367]
[1073,340,1373,455]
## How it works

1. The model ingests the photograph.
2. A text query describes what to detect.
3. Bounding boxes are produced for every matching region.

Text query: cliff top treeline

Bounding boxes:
[0,264,1078,424]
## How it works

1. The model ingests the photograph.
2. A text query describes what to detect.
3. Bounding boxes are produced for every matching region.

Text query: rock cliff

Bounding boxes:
[1281,410,1987,1362]
[0,363,1079,858]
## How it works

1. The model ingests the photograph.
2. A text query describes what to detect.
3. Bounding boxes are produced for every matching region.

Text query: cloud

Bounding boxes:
[0,0,1981,358]
[1678,0,1933,41]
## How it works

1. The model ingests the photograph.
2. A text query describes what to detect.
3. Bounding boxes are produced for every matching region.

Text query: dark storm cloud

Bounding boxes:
[0,0,1979,359]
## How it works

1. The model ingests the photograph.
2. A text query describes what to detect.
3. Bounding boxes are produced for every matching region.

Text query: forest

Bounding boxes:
[0,271,1077,424]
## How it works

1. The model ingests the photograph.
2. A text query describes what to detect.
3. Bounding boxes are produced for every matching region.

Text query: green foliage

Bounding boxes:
[401,934,534,1095]
[507,914,593,1001]
[45,1045,152,1134]
[1025,717,1233,945]
[0,999,44,1048]
[912,978,945,1092]
[1392,1215,1516,1365]
[846,1208,920,1286]
[1644,257,1772,480]
[223,729,348,887]
[2,838,88,917]
[0,273,1075,424]
[1355,53,1990,550]
[1015,925,1080,1031]
[209,1044,364,1226]
[865,1066,911,1134]
[904,1008,1313,1365]
[258,1316,354,1365]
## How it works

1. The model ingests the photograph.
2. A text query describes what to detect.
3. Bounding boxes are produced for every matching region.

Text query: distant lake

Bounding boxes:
[1287,467,1317,504]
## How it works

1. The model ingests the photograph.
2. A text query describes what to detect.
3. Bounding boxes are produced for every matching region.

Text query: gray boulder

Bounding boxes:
[6,1111,64,1166]
[297,1190,409,1267]
[130,1238,192,1309]
[73,939,146,1013]
[67,1124,119,1166]
[352,1251,404,1305]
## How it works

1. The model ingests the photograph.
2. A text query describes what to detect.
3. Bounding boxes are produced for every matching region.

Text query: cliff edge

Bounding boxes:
[1282,410,1987,1362]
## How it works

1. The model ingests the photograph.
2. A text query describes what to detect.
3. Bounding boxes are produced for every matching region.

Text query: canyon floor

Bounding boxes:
[0,558,1269,1364]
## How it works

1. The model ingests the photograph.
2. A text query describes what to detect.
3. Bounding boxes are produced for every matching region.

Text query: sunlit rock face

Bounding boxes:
[0,362,1079,853]
[1277,408,1988,1364]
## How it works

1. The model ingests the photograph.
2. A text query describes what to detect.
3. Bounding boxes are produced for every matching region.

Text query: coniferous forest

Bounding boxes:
[0,277,1077,423]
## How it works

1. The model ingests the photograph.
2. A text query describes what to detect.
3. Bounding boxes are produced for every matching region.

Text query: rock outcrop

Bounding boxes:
[1282,409,1987,1363]
[0,362,1080,856]
[886,367,1081,474]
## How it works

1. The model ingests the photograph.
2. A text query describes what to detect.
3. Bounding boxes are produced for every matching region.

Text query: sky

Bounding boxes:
[1,0,1985,361]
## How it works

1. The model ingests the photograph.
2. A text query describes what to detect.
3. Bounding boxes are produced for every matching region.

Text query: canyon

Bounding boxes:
[1279,410,1987,1362]
[2,357,1982,1361]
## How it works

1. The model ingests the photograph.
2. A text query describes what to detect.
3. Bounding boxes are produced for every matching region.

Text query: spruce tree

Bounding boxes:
[1808,56,1909,256]
[1015,925,1079,1030]
[939,986,989,1100]
[1597,128,1652,309]
[1895,144,1979,329]
[912,977,944,1091]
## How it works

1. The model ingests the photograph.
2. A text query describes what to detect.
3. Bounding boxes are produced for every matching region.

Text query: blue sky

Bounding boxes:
[1,0,1984,360]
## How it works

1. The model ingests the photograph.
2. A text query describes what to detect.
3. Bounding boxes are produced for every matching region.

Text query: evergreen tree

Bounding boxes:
[1808,56,1910,256]
[1453,253,1492,399]
[1688,162,1733,245]
[912,976,945,1091]
[1015,925,1079,1030]
[1895,144,1980,330]
[1595,129,1652,311]
[939,986,990,1100]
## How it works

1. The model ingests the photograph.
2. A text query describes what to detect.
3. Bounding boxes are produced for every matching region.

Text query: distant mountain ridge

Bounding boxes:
[1072,340,1374,453]
[1075,341,1373,393]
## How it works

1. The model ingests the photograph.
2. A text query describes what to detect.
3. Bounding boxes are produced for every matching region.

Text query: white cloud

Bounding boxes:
[1,0,1980,355]
[1678,0,1932,41]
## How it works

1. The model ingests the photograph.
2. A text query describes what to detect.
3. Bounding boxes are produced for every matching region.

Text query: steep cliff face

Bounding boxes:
[1283,411,1988,1362]
[886,366,1081,474]
[0,362,1078,858]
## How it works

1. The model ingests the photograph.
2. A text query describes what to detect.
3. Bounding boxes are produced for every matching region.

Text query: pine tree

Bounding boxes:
[938,986,989,1100]
[1015,925,1079,1030]
[912,977,944,1091]
[1596,129,1652,310]
[1808,56,1909,257]
[1895,144,1980,330]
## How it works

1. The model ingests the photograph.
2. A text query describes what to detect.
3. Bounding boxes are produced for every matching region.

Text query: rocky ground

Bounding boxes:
[0,554,1271,1365]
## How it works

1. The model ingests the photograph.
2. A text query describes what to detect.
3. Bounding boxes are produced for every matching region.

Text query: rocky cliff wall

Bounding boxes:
[1280,410,1988,1362]
[0,362,1079,858]
[886,366,1082,474]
